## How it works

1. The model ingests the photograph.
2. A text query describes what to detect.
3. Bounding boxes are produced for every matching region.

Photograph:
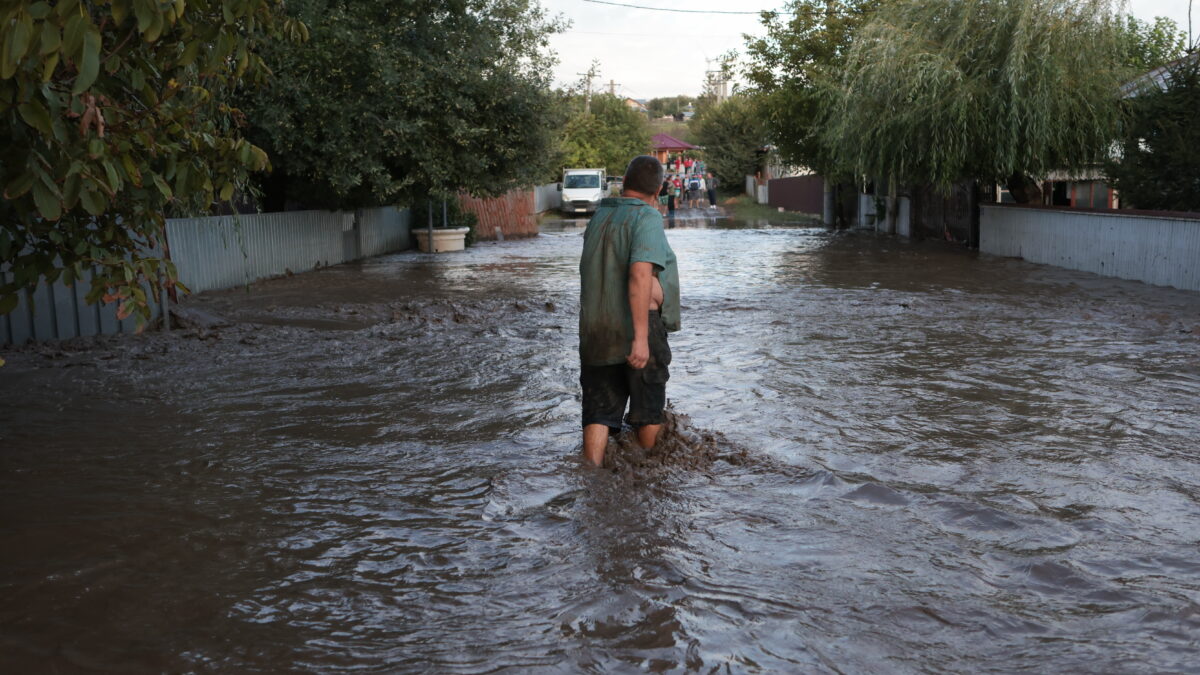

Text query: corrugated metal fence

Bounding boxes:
[980,205,1200,291]
[0,261,155,345]
[2,206,411,344]
[533,183,561,213]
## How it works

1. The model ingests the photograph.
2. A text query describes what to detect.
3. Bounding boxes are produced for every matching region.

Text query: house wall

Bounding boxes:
[980,204,1200,291]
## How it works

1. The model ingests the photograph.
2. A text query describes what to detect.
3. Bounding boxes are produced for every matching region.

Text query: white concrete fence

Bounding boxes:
[980,205,1200,292]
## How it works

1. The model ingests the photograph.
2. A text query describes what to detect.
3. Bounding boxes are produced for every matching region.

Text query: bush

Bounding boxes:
[1106,57,1200,212]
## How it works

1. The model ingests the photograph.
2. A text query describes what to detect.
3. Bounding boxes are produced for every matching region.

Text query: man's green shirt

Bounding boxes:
[579,197,680,366]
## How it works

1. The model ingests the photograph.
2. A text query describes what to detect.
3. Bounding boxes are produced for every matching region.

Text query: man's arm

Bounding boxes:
[627,261,654,369]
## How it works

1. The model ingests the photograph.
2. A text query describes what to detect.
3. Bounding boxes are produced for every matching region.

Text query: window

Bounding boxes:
[564,174,600,189]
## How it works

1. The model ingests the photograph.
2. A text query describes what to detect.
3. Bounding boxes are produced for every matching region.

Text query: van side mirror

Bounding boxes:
[556,183,562,191]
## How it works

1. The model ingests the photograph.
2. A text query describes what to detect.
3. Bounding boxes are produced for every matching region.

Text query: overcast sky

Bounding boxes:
[539,0,1197,100]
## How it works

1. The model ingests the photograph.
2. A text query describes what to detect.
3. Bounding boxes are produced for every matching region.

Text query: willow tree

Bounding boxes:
[822,0,1127,200]
[744,0,882,174]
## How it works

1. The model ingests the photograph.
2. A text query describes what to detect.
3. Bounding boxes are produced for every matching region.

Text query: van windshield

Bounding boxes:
[564,174,600,189]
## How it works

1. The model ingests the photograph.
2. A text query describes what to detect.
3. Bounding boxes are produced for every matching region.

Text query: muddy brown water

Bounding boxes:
[3,215,1200,672]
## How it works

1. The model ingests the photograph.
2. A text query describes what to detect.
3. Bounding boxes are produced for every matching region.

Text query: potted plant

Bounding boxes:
[412,197,477,253]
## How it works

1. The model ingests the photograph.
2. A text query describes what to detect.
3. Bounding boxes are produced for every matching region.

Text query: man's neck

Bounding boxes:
[621,189,656,207]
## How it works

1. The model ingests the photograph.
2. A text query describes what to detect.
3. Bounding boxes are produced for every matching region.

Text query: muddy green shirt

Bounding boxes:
[579,197,680,366]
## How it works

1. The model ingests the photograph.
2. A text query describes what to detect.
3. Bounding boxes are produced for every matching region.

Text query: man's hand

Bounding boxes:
[628,261,654,369]
[627,337,649,369]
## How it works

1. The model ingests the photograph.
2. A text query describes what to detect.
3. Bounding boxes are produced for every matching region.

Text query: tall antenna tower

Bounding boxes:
[703,57,729,104]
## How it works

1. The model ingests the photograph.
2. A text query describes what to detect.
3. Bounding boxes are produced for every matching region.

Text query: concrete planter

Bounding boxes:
[415,227,470,253]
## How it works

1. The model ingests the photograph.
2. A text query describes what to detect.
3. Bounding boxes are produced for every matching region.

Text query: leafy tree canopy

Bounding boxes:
[691,95,768,193]
[240,0,564,211]
[1,0,297,321]
[558,93,650,176]
[1117,15,1188,73]
[823,0,1127,194]
[1106,57,1200,212]
[743,0,880,173]
[647,95,693,118]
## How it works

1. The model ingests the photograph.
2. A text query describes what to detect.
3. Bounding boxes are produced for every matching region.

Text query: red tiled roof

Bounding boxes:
[651,133,698,150]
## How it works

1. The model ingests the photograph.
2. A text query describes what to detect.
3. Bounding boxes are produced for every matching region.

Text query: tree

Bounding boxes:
[691,95,768,192]
[239,0,564,211]
[1118,15,1188,73]
[743,0,881,173]
[646,95,693,119]
[1,0,297,322]
[559,93,650,175]
[1106,57,1200,212]
[823,0,1126,199]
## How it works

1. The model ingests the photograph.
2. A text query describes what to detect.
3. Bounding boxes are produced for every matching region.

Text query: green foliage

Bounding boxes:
[691,95,768,192]
[647,95,693,118]
[239,0,564,210]
[1117,15,1187,73]
[559,93,651,176]
[1106,57,1200,212]
[744,0,881,173]
[823,0,1126,190]
[0,0,295,324]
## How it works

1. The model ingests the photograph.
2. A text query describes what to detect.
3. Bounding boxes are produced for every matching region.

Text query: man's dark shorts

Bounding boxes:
[580,311,671,431]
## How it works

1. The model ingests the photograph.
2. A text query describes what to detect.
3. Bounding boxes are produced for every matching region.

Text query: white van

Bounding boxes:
[558,168,606,216]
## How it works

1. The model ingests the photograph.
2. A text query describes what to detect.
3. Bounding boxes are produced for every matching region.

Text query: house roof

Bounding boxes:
[1122,52,1200,97]
[651,133,698,150]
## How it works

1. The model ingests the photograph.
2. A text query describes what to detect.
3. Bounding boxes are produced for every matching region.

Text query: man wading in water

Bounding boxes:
[578,155,681,467]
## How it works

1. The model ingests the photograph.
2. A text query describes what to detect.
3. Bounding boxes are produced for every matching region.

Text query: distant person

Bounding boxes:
[667,176,678,216]
[658,178,670,215]
[687,173,703,209]
[578,155,681,467]
[706,171,719,209]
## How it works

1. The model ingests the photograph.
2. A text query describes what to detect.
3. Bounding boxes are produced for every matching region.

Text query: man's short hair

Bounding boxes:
[623,155,664,196]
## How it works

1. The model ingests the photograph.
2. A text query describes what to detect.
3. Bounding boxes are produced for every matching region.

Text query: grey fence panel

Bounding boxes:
[358,206,412,257]
[981,205,1200,292]
[0,261,163,345]
[533,183,561,213]
[31,280,55,340]
[52,280,78,340]
[4,208,419,345]
[167,210,349,293]
[9,282,33,345]
[74,268,100,337]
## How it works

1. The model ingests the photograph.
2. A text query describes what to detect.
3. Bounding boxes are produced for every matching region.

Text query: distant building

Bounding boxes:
[623,97,648,114]
[650,133,698,164]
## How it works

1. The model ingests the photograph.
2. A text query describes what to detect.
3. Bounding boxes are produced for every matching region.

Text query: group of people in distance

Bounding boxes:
[657,165,720,217]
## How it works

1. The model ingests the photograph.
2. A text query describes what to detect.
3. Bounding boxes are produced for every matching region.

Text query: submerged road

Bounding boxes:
[2,217,1200,671]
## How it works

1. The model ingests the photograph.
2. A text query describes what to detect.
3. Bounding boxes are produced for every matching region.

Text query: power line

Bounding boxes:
[580,0,789,15]
[566,29,746,38]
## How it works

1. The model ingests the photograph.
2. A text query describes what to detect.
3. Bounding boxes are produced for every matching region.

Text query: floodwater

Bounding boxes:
[3,212,1200,672]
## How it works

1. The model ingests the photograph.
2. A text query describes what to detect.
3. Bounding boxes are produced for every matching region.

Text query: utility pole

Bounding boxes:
[1189,0,1195,52]
[577,61,600,114]
[608,79,619,96]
